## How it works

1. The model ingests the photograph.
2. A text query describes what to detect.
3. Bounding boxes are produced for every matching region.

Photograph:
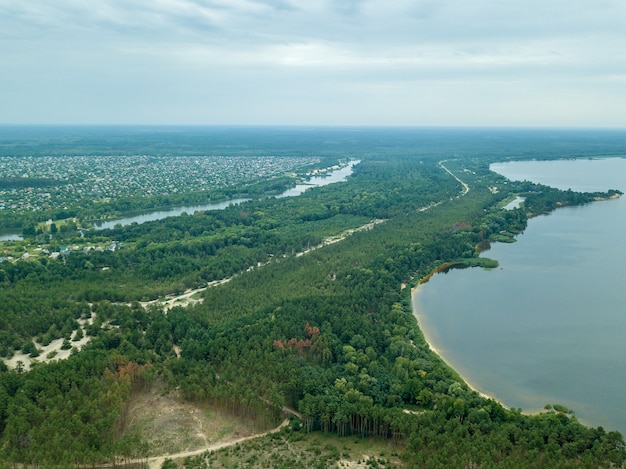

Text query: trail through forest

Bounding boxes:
[130,162,471,468]
[141,219,387,313]
[144,160,469,314]
[120,416,292,469]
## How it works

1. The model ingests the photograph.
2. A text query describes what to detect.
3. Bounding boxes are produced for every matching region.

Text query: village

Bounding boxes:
[0,154,320,214]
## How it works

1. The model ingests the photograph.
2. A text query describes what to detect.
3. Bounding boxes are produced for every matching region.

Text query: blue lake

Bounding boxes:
[413,157,626,433]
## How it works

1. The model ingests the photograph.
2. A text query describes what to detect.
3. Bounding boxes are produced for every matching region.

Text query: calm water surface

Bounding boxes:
[0,161,357,238]
[89,161,357,230]
[414,157,626,433]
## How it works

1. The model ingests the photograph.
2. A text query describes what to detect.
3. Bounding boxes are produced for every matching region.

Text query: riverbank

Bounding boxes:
[410,277,507,407]
[418,258,499,285]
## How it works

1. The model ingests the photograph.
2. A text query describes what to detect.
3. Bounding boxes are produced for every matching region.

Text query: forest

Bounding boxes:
[0,127,625,468]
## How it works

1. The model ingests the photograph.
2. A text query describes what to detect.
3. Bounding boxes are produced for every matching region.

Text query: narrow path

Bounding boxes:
[142,219,386,312]
[145,400,302,466]
[414,161,469,215]
[125,162,470,467]
[143,160,467,314]
[140,278,231,312]
[123,417,292,469]
[282,406,303,420]
[438,160,470,197]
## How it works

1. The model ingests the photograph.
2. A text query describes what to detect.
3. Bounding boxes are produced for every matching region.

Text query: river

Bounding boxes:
[413,157,626,433]
[0,160,357,239]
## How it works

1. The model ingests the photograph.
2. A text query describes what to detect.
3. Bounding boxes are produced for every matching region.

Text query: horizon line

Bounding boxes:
[1,123,626,131]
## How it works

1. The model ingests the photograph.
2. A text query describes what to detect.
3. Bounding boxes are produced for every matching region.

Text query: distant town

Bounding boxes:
[0,154,320,214]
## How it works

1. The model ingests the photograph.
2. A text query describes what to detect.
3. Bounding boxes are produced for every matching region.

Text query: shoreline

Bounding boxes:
[410,279,509,408]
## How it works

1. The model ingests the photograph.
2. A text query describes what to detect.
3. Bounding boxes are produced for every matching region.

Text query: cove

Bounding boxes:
[413,157,626,433]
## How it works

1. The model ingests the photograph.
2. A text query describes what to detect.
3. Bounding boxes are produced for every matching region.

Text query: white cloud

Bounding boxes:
[1,0,625,126]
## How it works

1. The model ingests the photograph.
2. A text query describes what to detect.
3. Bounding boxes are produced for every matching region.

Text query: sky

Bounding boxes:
[1,0,626,127]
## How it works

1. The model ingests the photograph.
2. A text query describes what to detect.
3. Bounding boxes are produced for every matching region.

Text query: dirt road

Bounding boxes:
[118,417,290,469]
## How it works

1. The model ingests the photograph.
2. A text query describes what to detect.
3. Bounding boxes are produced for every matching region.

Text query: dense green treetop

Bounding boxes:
[0,127,625,467]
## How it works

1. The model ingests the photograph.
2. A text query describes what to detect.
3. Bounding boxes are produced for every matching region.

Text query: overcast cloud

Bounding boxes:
[1,0,625,126]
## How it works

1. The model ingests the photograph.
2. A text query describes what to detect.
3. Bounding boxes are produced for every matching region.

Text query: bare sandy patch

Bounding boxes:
[2,316,92,371]
[337,456,372,468]
[120,383,261,458]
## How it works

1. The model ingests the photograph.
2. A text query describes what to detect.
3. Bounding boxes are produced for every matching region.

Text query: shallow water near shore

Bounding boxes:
[413,157,626,433]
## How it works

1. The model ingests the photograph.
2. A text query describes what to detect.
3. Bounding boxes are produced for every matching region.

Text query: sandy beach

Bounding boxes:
[410,280,507,407]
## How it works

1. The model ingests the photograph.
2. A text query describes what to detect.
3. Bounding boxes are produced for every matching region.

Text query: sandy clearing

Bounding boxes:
[2,315,93,371]
[132,418,290,469]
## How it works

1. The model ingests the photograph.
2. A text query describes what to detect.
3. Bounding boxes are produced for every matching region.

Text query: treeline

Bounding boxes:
[0,348,155,466]
[159,170,623,467]
[0,177,75,190]
[523,185,623,216]
[1,151,625,467]
[0,157,458,349]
